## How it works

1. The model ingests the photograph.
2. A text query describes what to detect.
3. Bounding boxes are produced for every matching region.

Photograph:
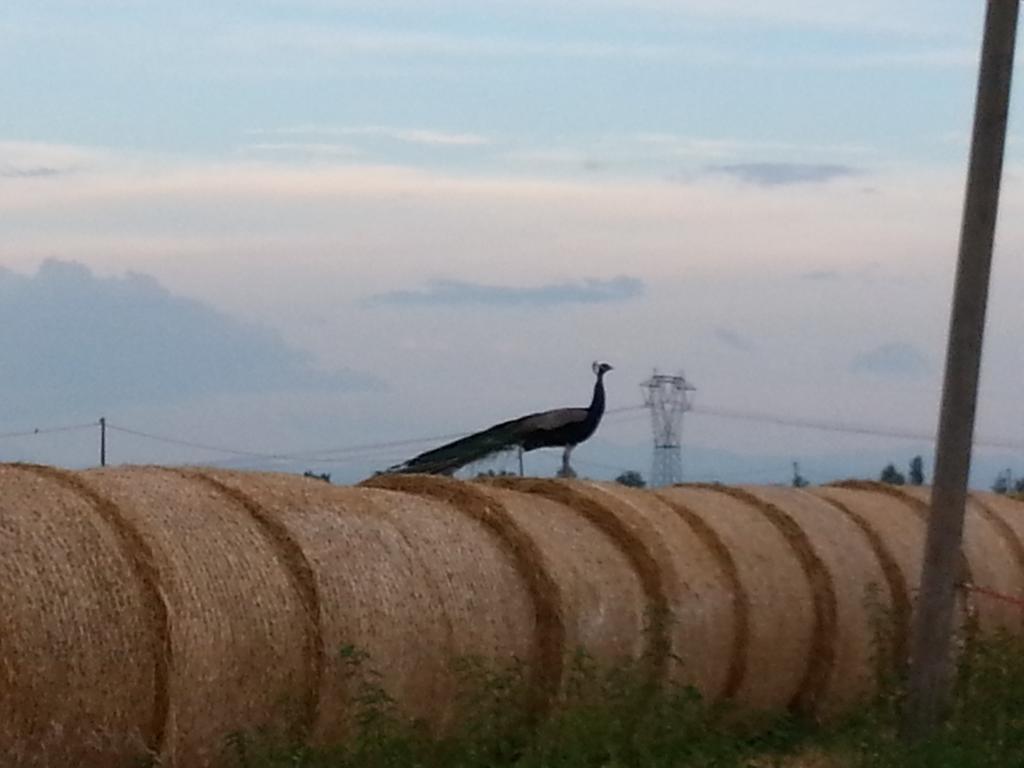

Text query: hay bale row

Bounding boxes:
[2,465,1024,766]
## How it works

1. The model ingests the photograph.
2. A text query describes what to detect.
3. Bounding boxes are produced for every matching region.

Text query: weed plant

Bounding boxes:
[223,628,1024,768]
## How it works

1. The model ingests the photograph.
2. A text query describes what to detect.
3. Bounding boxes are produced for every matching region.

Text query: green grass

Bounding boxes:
[222,632,1024,768]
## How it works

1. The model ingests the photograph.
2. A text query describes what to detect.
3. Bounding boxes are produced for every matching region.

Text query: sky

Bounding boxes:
[1,1,1023,486]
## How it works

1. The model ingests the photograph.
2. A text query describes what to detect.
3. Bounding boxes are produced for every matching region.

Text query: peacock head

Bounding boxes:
[592,361,614,377]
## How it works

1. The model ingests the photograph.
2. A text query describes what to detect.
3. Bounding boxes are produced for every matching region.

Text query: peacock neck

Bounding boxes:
[589,373,606,416]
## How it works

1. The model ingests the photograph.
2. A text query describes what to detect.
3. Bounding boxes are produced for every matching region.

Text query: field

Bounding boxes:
[227,632,1024,768]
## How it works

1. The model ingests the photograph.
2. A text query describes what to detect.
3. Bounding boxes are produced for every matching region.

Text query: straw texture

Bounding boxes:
[657,485,815,712]
[653,488,748,701]
[485,478,672,679]
[362,474,563,711]
[79,467,309,767]
[0,464,162,767]
[575,481,738,700]
[809,488,913,671]
[225,470,537,737]
[738,486,887,714]
[4,465,1024,766]
[813,484,974,658]
[899,485,1022,633]
[471,482,647,667]
[969,492,1024,633]
[373,476,651,684]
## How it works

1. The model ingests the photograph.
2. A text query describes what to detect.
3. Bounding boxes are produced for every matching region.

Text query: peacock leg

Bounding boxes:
[558,446,577,478]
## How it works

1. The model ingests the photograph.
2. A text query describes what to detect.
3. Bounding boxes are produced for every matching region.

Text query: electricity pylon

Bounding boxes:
[641,370,696,488]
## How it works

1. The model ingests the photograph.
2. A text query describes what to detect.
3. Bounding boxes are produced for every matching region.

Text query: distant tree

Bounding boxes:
[792,461,809,488]
[303,470,331,483]
[993,468,1013,495]
[880,463,906,485]
[615,470,646,488]
[908,456,925,486]
[475,469,518,478]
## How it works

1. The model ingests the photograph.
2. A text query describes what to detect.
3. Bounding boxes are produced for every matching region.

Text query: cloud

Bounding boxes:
[807,49,975,71]
[0,260,376,421]
[800,269,842,281]
[637,133,871,161]
[706,162,860,186]
[712,326,756,352]
[221,23,676,62]
[850,342,933,378]
[337,127,491,147]
[239,142,361,159]
[601,0,963,37]
[194,1,961,38]
[249,125,492,147]
[0,141,106,179]
[0,165,66,179]
[365,276,645,308]
[0,142,992,290]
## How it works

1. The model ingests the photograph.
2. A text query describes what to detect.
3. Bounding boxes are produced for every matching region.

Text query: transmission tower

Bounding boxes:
[641,370,696,488]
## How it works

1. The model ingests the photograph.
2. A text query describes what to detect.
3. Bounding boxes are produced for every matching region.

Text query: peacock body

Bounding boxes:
[383,362,612,476]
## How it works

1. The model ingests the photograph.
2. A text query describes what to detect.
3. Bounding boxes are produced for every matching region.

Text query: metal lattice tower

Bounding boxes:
[641,370,696,488]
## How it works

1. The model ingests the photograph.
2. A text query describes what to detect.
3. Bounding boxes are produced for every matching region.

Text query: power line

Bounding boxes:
[264,405,649,462]
[0,422,98,441]
[689,404,1024,453]
[105,423,293,460]
[276,431,478,461]
[7,400,1021,471]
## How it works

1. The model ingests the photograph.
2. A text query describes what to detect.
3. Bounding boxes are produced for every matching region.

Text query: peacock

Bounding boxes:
[383,361,613,477]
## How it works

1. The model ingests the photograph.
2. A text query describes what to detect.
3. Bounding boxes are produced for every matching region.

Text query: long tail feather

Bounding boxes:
[382,417,525,475]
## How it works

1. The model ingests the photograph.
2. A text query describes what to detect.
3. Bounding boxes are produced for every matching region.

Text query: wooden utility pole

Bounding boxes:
[99,417,107,467]
[905,0,1019,738]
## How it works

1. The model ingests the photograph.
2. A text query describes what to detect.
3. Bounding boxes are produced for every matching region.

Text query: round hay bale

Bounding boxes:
[808,487,912,672]
[212,470,537,738]
[500,479,738,702]
[973,491,1024,553]
[897,486,1019,632]
[469,482,648,673]
[813,484,972,663]
[968,491,1024,632]
[76,467,310,768]
[740,486,891,715]
[656,485,815,713]
[0,465,160,768]
[485,478,673,678]
[653,487,748,702]
[10,465,1024,763]
[576,481,737,699]
[362,473,561,714]
[958,493,1024,638]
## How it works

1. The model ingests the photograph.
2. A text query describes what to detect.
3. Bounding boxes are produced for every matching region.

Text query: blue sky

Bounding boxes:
[0,1,993,165]
[1,1,1022,484]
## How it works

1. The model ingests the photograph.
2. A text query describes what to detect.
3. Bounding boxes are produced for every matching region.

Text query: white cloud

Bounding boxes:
[2,141,1022,477]
[4,143,1022,305]
[237,142,363,163]
[632,133,873,160]
[249,0,972,38]
[218,22,679,61]
[787,48,977,71]
[250,125,492,147]
[0,141,111,177]
[357,128,491,147]
[559,0,972,38]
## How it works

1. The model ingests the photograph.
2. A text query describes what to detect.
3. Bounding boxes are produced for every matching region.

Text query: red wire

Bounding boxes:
[960,583,1024,611]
